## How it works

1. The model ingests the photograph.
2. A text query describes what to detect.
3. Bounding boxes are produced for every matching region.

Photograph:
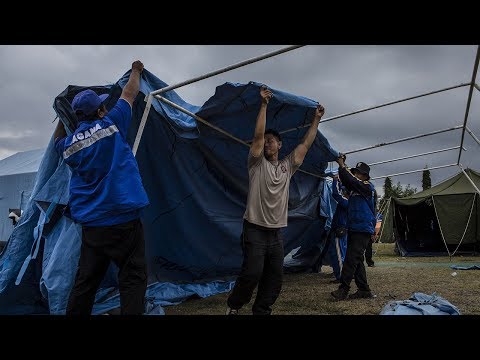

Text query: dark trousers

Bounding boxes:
[66,218,147,315]
[227,220,284,315]
[339,231,371,292]
[365,239,374,265]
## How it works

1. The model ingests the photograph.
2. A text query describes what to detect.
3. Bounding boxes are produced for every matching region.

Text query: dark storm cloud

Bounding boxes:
[1,45,479,196]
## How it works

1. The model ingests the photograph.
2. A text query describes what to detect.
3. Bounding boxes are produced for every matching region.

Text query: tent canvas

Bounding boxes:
[378,169,480,256]
[0,69,338,314]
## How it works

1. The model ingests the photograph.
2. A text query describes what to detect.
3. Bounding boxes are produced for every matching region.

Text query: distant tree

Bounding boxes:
[383,177,393,198]
[391,181,404,198]
[402,184,417,197]
[379,180,417,209]
[379,177,393,210]
[422,166,432,191]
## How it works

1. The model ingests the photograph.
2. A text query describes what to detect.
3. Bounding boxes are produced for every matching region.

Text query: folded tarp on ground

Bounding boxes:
[380,292,461,315]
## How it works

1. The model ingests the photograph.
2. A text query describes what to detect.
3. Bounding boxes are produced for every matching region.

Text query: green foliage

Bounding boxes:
[379,177,417,209]
[422,166,432,191]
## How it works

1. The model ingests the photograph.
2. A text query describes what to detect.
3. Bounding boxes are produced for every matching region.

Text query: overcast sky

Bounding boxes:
[1,45,479,197]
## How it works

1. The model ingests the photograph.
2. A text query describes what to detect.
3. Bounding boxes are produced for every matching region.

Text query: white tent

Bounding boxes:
[0,148,45,243]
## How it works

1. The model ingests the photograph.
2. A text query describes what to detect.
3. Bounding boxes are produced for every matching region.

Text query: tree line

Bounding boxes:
[378,166,431,209]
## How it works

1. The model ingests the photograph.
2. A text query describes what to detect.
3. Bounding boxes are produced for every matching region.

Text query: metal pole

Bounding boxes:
[458,45,480,164]
[466,126,480,147]
[475,83,480,92]
[370,163,458,180]
[154,95,327,180]
[458,163,480,195]
[344,125,463,155]
[279,82,470,136]
[133,45,305,156]
[155,95,250,146]
[133,95,153,155]
[150,45,305,97]
[368,146,462,167]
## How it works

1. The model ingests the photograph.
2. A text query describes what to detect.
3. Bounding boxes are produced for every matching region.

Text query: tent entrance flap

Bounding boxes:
[394,200,445,254]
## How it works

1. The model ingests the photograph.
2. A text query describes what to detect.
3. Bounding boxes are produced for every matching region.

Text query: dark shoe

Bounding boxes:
[225,307,239,315]
[329,279,341,284]
[367,262,375,267]
[331,287,349,300]
[348,290,374,299]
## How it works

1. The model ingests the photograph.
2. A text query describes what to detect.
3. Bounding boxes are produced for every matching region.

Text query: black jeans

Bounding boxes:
[365,238,374,266]
[339,231,371,292]
[66,218,147,315]
[227,220,284,315]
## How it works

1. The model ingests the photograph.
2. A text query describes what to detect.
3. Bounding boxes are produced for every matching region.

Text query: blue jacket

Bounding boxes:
[55,99,149,226]
[338,166,376,234]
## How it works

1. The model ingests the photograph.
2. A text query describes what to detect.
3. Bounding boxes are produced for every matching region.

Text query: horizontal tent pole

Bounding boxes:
[458,45,480,164]
[133,45,305,156]
[371,163,458,180]
[155,95,326,179]
[279,82,470,136]
[345,125,463,155]
[150,45,305,97]
[368,146,462,167]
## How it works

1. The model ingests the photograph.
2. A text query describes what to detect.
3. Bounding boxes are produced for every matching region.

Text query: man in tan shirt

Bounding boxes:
[226,86,325,315]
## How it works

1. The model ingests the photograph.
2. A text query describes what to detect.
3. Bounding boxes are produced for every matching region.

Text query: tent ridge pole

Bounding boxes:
[345,126,463,155]
[278,82,470,135]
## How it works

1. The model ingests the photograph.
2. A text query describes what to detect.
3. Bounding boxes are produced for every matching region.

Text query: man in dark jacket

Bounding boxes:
[331,155,376,300]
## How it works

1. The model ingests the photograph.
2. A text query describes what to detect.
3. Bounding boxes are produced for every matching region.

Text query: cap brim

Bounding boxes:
[99,93,109,103]
[351,168,370,178]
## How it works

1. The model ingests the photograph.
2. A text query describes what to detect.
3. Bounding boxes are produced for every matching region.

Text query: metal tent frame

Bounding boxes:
[132,45,480,193]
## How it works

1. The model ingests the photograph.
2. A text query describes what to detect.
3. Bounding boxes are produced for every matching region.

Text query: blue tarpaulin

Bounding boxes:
[450,264,480,270]
[380,292,461,315]
[0,69,338,314]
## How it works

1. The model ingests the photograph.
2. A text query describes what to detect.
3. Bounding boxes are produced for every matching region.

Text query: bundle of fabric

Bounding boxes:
[380,292,460,315]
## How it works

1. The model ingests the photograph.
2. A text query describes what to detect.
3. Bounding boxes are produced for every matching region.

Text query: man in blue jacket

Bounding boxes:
[331,155,376,300]
[53,60,149,315]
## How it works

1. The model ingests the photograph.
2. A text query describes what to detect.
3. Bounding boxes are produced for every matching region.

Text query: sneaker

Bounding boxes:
[348,290,374,299]
[331,287,349,300]
[225,307,239,315]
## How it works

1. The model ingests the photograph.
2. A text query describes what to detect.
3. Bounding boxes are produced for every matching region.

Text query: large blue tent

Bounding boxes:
[0,69,338,314]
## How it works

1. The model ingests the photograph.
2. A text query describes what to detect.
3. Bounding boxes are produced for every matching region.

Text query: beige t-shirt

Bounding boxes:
[243,151,301,228]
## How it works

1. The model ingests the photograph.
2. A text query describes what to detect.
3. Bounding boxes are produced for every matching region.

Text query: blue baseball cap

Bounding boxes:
[72,89,109,117]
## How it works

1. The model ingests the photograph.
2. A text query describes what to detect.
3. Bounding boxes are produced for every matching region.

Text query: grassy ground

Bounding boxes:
[164,243,480,315]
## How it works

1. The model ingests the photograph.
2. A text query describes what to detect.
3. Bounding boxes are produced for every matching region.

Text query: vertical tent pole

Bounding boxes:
[457,45,480,164]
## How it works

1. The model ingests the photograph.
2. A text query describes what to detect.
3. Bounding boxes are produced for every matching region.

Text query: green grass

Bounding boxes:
[164,243,480,315]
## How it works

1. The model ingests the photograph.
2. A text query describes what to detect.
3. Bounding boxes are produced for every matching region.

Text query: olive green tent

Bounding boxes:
[378,168,480,256]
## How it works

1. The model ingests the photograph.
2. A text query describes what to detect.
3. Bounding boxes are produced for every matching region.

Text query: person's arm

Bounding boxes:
[120,60,144,107]
[293,105,325,165]
[336,156,372,199]
[250,87,273,157]
[332,176,348,209]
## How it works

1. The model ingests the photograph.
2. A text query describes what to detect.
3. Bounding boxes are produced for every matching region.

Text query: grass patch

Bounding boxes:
[165,244,480,315]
